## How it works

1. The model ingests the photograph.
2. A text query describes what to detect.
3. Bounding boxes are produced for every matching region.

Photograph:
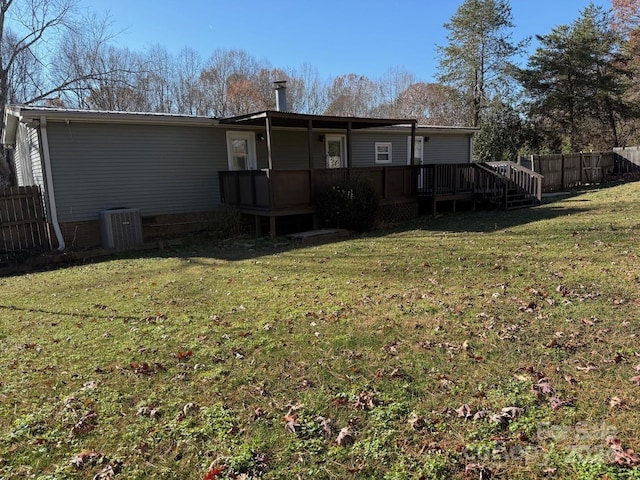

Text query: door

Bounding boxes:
[226,131,257,170]
[325,135,346,168]
[408,136,425,190]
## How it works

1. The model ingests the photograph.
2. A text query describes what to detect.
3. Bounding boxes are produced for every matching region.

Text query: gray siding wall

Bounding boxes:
[47,122,226,222]
[253,130,472,169]
[351,133,409,167]
[424,134,471,164]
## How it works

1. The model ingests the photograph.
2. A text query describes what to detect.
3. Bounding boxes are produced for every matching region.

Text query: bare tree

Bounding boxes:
[0,0,120,183]
[373,67,416,118]
[200,48,261,117]
[325,73,377,116]
[173,46,205,115]
[395,82,470,125]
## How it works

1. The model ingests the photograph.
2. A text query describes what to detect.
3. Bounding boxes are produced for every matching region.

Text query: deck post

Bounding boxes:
[307,120,315,204]
[269,215,276,239]
[255,215,261,237]
[346,121,353,179]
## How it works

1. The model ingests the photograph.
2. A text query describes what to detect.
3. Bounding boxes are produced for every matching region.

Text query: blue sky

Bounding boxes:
[82,0,611,82]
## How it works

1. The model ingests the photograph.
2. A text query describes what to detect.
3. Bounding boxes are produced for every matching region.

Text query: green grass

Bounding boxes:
[1,182,640,479]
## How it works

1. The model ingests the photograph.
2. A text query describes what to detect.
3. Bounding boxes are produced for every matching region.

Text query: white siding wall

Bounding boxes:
[14,124,43,187]
[47,122,227,222]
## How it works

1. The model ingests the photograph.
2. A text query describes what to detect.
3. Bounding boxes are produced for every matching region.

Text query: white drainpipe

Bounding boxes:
[39,116,66,251]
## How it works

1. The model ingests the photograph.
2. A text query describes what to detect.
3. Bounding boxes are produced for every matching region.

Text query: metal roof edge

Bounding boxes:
[9,105,220,126]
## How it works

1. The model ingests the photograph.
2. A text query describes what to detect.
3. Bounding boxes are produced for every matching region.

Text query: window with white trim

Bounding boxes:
[375,142,392,164]
[226,131,257,170]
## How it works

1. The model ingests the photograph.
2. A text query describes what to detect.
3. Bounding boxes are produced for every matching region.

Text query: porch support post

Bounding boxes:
[266,115,274,170]
[307,119,316,209]
[266,114,276,238]
[346,121,353,179]
[410,121,416,165]
[307,120,314,169]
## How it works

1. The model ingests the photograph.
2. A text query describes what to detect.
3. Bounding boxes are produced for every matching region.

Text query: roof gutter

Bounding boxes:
[39,116,65,251]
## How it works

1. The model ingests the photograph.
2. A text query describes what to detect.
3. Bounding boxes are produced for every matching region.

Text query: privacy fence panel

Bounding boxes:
[0,186,50,254]
[613,147,640,173]
[524,152,614,192]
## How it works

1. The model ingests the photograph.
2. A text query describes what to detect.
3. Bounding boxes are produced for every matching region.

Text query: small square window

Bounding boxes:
[375,142,392,164]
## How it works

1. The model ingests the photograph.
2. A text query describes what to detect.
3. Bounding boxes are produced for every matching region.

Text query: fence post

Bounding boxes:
[561,155,565,190]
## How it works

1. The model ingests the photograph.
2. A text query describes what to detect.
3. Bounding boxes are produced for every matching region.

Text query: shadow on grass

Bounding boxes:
[173,198,588,266]
[2,191,592,274]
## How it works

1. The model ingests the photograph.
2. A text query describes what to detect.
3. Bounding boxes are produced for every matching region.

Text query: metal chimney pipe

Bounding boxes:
[274,80,287,112]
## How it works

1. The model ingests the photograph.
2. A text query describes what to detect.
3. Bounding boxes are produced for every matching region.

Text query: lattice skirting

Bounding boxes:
[376,200,419,224]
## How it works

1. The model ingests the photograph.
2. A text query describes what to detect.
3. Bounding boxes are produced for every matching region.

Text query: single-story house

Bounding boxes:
[2,100,485,250]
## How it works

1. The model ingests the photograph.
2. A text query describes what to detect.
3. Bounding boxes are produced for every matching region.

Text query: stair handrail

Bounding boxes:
[486,161,543,203]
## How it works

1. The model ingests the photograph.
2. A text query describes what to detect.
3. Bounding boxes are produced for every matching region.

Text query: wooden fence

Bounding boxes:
[0,186,50,256]
[612,147,640,173]
[520,152,615,192]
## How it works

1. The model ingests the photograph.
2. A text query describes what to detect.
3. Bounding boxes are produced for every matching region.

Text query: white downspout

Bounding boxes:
[39,116,66,251]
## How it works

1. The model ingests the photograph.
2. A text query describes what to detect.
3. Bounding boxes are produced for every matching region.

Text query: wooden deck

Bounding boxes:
[219,162,543,236]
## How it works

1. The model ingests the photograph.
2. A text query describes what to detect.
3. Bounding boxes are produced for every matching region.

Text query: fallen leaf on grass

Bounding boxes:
[203,465,227,480]
[531,378,555,398]
[94,461,123,480]
[173,350,193,361]
[610,396,626,409]
[408,414,427,430]
[137,405,161,419]
[336,427,354,447]
[130,362,165,376]
[316,416,333,437]
[630,375,640,386]
[353,391,380,410]
[576,362,597,372]
[607,436,640,467]
[70,450,101,468]
[549,396,572,410]
[464,463,492,479]
[455,404,473,420]
[72,410,98,435]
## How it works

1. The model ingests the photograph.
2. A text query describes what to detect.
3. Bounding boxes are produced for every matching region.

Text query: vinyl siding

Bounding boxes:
[351,133,409,167]
[14,124,43,187]
[424,134,471,164]
[47,122,226,222]
[255,130,472,169]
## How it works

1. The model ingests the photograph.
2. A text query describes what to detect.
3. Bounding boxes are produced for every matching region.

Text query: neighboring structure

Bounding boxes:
[2,104,480,249]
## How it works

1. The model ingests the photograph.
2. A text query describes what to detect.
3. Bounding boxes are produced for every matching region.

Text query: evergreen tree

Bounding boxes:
[437,0,527,127]
[518,4,634,151]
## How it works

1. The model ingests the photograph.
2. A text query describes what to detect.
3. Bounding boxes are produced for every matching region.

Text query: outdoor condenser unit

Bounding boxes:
[100,208,144,250]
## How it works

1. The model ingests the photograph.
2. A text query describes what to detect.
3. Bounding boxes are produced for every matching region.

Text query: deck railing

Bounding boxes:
[486,161,543,203]
[219,163,542,213]
[220,166,415,211]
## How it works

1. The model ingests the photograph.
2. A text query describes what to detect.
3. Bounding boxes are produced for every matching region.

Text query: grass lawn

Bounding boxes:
[1,182,640,479]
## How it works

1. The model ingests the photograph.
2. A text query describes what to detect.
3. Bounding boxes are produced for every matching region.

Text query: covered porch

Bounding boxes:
[218,111,418,236]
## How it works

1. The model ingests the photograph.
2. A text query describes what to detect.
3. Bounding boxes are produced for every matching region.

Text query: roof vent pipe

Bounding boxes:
[274,81,287,112]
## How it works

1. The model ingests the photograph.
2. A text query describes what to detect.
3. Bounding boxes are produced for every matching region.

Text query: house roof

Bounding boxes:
[2,105,477,149]
[5,105,220,127]
[220,110,418,130]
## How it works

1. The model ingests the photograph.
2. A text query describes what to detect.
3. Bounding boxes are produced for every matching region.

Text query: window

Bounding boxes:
[226,131,257,170]
[375,142,392,164]
[325,134,346,168]
[407,136,424,165]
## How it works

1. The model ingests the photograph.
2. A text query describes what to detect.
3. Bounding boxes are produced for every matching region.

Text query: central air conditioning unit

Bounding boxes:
[100,208,144,250]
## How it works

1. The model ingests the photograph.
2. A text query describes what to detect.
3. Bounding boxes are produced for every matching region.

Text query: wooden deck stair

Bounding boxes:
[475,162,543,210]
